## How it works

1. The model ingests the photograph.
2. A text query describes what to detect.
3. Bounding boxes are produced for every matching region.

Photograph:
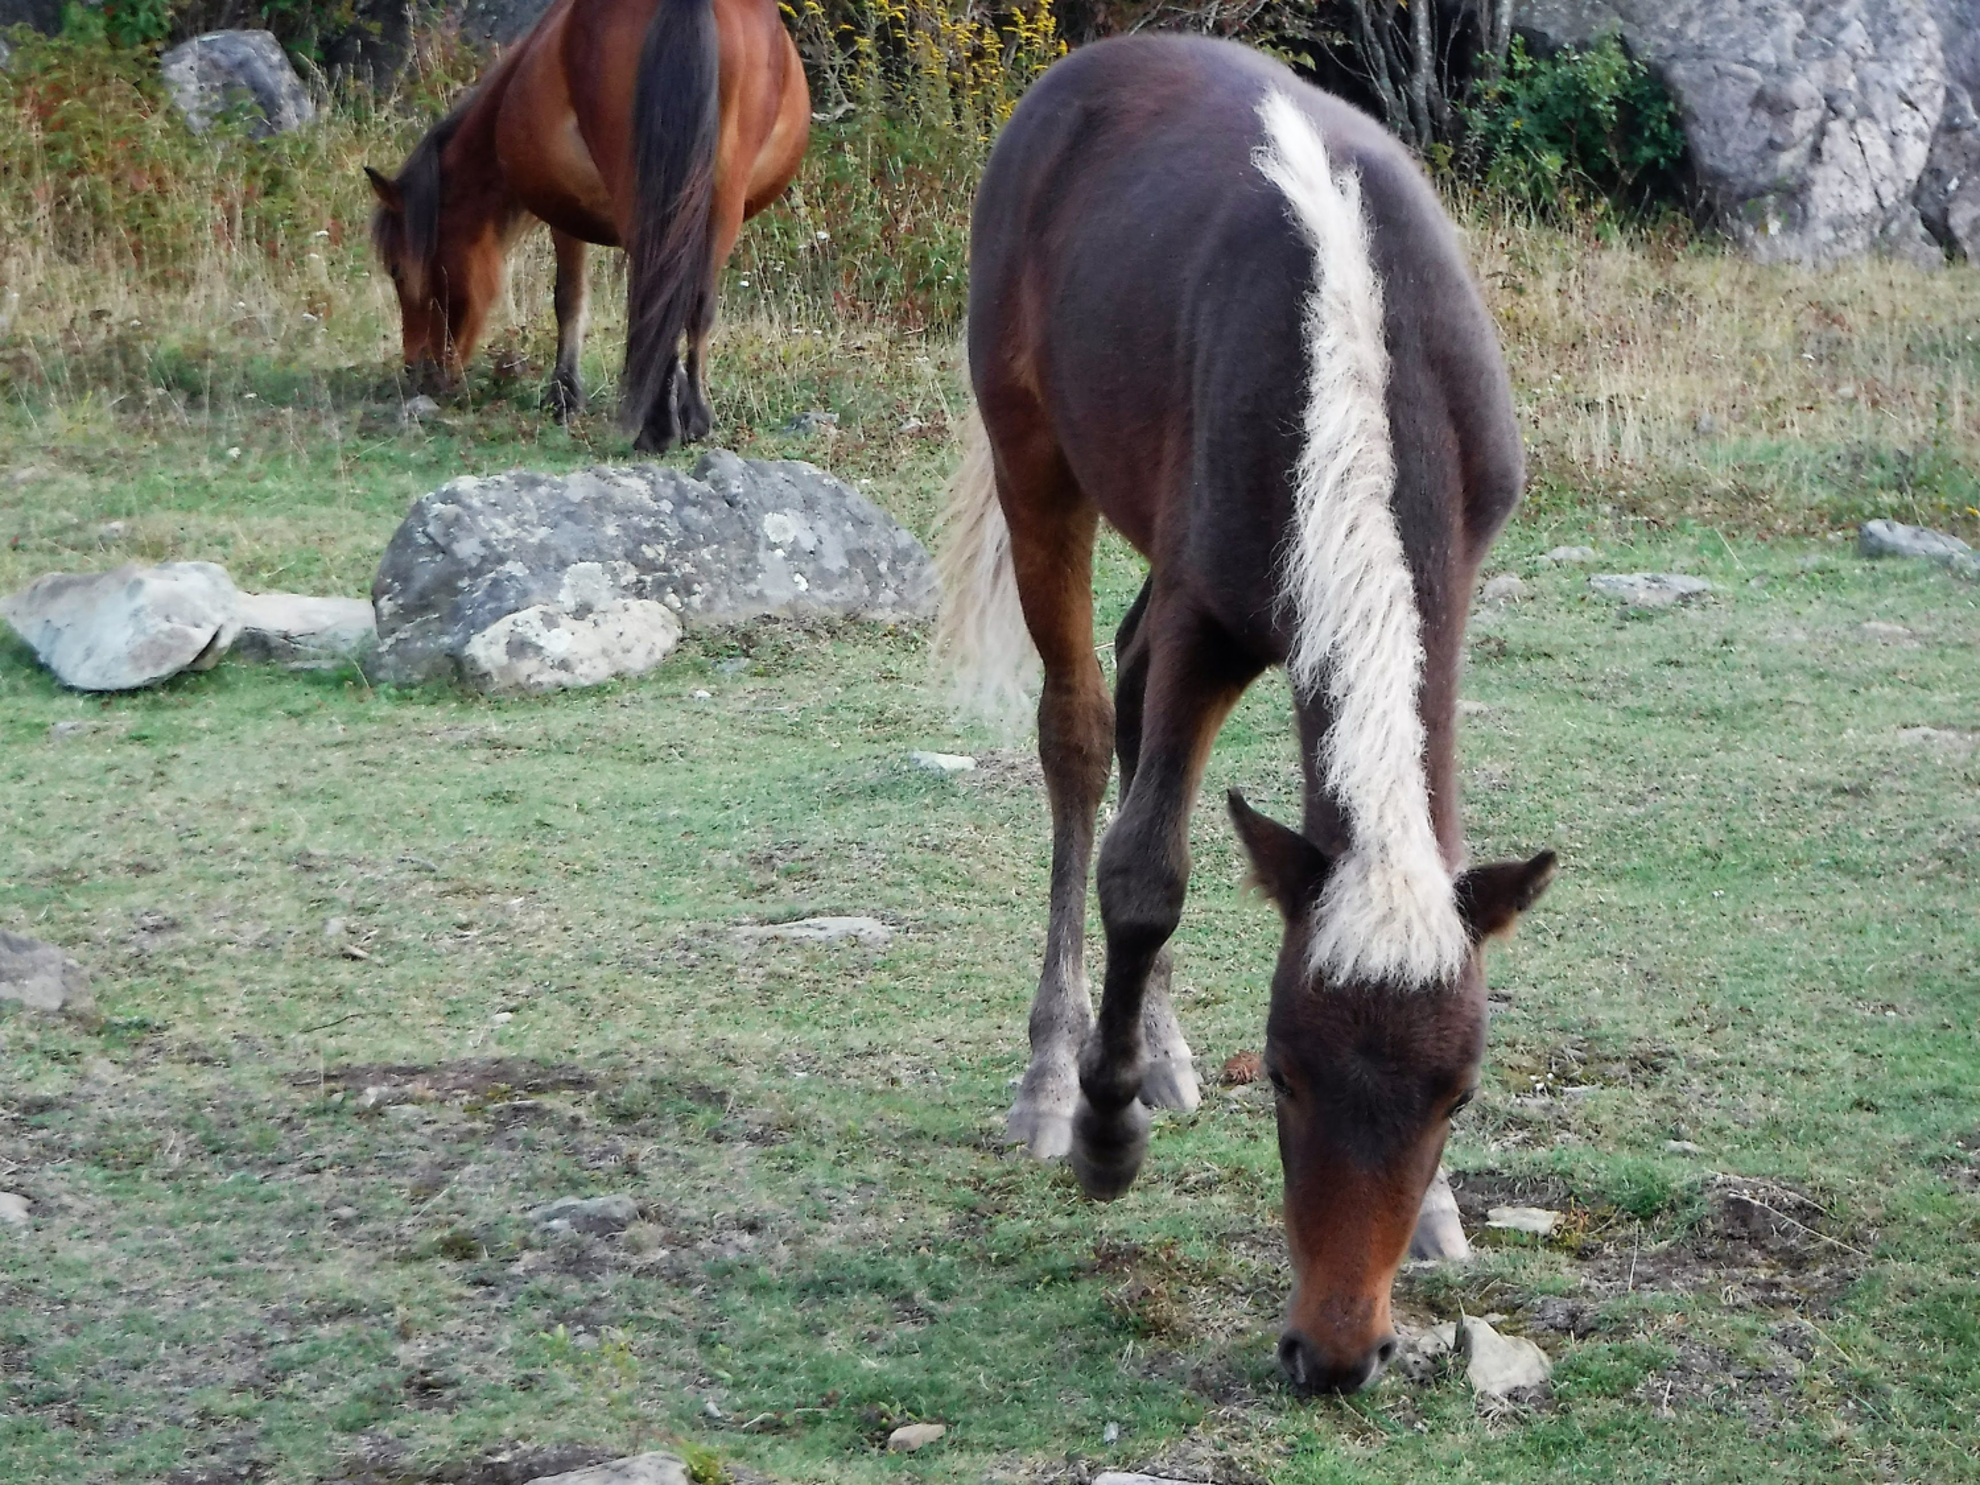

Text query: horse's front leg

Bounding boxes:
[1075,603,1258,1200]
[547,230,589,421]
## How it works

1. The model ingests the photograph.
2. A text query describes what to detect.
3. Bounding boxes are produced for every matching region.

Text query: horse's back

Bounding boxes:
[970,36,1521,620]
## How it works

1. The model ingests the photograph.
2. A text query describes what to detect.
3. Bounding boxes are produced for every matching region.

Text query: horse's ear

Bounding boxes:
[1228,790,1331,919]
[365,166,402,212]
[1455,850,1558,943]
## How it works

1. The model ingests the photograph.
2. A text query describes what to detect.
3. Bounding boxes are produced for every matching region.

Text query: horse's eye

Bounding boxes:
[1266,1067,1291,1098]
[1449,1088,1477,1117]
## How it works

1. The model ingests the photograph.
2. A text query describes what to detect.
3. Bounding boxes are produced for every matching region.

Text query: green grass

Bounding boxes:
[3,393,1978,1481]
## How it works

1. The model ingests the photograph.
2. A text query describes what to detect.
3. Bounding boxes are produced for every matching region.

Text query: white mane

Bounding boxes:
[1252,90,1467,989]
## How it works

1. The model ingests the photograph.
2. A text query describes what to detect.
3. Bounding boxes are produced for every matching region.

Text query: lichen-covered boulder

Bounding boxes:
[1518,0,1970,263]
[369,450,937,689]
[160,31,316,139]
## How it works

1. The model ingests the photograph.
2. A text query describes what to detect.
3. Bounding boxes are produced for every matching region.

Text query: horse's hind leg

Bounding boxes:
[548,230,588,421]
[1112,579,1200,1115]
[1074,597,1260,1199]
[998,430,1113,1161]
[678,287,715,444]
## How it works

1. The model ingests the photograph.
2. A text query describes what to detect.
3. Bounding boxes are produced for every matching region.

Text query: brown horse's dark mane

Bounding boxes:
[372,106,468,305]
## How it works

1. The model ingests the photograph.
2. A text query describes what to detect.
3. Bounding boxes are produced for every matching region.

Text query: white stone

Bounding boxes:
[910,750,977,773]
[886,1423,946,1452]
[1897,725,1977,756]
[232,592,376,664]
[1456,699,1493,717]
[731,916,893,948]
[1541,545,1598,564]
[3,561,240,690]
[1486,1205,1562,1236]
[1461,1316,1552,1397]
[0,1193,29,1230]
[1860,619,1914,639]
[0,930,98,1022]
[461,598,680,694]
[1588,572,1712,605]
[1478,574,1527,605]
[529,1194,639,1235]
[526,1453,689,1485]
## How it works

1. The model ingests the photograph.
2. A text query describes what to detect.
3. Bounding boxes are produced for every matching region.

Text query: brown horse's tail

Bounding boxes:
[934,406,1038,723]
[622,0,720,438]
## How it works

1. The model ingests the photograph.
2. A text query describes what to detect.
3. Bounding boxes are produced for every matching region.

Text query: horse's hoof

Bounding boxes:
[681,404,714,443]
[1005,1101,1074,1160]
[545,379,584,422]
[633,426,679,456]
[1138,1055,1201,1112]
[1069,1095,1150,1201]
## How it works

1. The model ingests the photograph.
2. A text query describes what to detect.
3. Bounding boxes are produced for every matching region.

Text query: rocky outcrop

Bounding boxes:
[369,451,937,690]
[1517,0,1977,262]
[160,31,316,139]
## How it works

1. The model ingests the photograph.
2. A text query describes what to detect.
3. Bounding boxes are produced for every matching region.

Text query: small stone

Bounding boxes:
[324,917,347,942]
[0,1192,29,1230]
[328,1205,359,1221]
[1220,1050,1261,1085]
[1461,1315,1552,1397]
[1665,1139,1704,1154]
[1897,726,1977,757]
[732,916,892,948]
[1102,1421,1121,1444]
[886,1423,946,1452]
[1486,1205,1561,1237]
[1694,412,1717,436]
[1588,573,1711,606]
[1859,519,1971,564]
[97,521,126,543]
[1478,574,1526,605]
[1456,699,1492,716]
[1860,620,1913,640]
[530,1194,639,1235]
[524,1452,690,1485]
[1392,1322,1458,1384]
[47,720,94,740]
[0,930,99,1024]
[1094,1476,1206,1485]
[402,394,441,422]
[691,689,712,700]
[339,944,370,961]
[910,750,977,774]
[783,410,840,436]
[1541,546,1597,564]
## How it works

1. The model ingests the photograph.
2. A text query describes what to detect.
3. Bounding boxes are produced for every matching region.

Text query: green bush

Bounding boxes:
[1461,35,1687,219]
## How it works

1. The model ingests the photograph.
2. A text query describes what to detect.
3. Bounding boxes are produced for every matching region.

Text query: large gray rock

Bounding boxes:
[0,930,98,1024]
[0,0,60,35]
[160,31,316,139]
[370,450,937,689]
[1859,518,1980,578]
[4,561,240,690]
[1516,0,1972,263]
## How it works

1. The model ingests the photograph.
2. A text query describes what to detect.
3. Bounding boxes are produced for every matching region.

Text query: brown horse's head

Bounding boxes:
[365,118,494,382]
[1228,791,1554,1394]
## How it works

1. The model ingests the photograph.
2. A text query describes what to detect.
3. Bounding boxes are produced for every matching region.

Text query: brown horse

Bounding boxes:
[938,35,1556,1394]
[365,0,809,451]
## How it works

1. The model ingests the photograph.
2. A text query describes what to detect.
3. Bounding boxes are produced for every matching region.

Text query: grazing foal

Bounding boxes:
[939,35,1555,1394]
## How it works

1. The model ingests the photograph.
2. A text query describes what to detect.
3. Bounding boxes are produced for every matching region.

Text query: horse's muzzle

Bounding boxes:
[1278,1329,1397,1395]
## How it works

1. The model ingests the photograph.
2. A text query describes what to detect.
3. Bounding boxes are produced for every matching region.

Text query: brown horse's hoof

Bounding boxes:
[1069,1094,1150,1201]
[545,376,584,423]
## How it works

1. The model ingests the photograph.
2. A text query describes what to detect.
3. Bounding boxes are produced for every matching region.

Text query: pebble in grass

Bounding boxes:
[1588,573,1712,606]
[530,1194,640,1236]
[910,750,977,774]
[0,1193,29,1231]
[886,1423,947,1452]
[732,916,893,949]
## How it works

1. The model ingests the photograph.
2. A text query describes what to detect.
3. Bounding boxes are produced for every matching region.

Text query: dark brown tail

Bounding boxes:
[622,0,720,439]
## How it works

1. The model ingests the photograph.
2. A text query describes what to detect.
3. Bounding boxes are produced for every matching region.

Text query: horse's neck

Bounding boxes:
[440,86,525,243]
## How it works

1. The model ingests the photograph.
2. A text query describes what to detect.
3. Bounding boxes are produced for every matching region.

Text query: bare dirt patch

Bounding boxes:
[297,1059,597,1105]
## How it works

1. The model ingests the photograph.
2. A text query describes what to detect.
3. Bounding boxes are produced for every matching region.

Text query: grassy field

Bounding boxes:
[4,27,1980,1485]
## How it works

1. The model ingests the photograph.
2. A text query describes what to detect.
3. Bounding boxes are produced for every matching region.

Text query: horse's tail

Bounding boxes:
[934,406,1038,721]
[622,0,721,436]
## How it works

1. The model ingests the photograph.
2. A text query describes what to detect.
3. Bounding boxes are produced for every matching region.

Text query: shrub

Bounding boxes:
[1460,35,1687,220]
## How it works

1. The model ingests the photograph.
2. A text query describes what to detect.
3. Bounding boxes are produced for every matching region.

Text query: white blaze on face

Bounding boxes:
[1252,91,1467,989]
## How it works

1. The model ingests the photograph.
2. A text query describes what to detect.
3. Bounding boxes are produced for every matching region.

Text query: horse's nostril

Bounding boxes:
[1277,1333,1310,1389]
[1375,1336,1399,1366]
